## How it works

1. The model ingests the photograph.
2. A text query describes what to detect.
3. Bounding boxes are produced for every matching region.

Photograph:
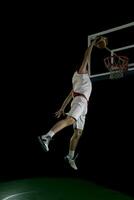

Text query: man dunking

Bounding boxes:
[38,36,107,170]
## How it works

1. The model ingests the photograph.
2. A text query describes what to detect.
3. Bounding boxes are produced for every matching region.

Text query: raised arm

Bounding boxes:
[78,40,96,74]
[78,37,107,75]
[55,90,73,118]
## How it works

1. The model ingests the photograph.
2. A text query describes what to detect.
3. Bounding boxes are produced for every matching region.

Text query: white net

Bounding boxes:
[109,67,124,79]
[104,55,128,80]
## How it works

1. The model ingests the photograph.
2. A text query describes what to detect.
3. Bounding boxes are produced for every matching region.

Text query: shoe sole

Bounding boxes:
[38,136,49,152]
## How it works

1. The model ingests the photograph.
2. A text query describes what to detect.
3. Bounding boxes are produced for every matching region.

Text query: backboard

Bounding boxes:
[88,22,134,81]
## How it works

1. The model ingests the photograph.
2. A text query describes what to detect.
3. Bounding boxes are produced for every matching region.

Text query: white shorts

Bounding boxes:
[67,96,88,130]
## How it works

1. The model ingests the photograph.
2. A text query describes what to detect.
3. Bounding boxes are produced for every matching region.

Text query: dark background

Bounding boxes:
[1,4,134,198]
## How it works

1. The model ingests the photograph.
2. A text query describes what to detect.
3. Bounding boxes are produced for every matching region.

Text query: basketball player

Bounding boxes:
[38,36,107,170]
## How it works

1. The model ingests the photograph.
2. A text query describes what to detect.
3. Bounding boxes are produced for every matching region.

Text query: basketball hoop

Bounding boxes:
[104,55,129,79]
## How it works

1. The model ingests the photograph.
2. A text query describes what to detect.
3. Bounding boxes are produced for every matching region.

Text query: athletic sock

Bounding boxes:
[42,130,55,139]
[68,150,75,159]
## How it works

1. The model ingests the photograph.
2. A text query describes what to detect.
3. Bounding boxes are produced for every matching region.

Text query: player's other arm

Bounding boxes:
[55,90,73,118]
[60,90,73,110]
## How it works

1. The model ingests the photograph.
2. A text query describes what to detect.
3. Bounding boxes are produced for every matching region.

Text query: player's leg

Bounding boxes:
[38,116,75,151]
[65,108,86,170]
[69,128,82,156]
[51,116,75,134]
[65,128,83,170]
[38,96,83,152]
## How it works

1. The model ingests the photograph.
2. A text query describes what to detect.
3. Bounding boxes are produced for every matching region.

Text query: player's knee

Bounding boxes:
[77,130,83,137]
[66,116,75,126]
[74,129,83,138]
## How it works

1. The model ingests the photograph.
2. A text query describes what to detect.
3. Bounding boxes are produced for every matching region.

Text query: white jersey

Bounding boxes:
[72,71,92,101]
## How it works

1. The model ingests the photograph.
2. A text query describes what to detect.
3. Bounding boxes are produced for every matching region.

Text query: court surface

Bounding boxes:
[0,177,133,200]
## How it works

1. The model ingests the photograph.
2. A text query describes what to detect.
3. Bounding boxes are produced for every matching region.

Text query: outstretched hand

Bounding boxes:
[55,108,65,118]
[91,37,99,46]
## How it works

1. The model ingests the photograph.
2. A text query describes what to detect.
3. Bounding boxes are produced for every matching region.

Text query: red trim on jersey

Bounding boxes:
[73,91,88,101]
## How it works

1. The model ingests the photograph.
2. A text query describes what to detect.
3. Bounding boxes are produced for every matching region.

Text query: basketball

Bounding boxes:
[95,37,108,49]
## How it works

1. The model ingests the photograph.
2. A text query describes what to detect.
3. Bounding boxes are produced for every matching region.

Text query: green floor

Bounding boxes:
[0,177,133,200]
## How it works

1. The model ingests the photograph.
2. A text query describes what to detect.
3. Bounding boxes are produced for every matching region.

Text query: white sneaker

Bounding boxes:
[38,136,51,152]
[65,155,78,170]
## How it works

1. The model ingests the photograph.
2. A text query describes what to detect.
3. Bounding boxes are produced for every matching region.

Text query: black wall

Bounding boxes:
[1,13,134,198]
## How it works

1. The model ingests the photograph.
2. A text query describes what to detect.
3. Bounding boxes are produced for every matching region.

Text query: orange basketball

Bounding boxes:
[95,37,108,49]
